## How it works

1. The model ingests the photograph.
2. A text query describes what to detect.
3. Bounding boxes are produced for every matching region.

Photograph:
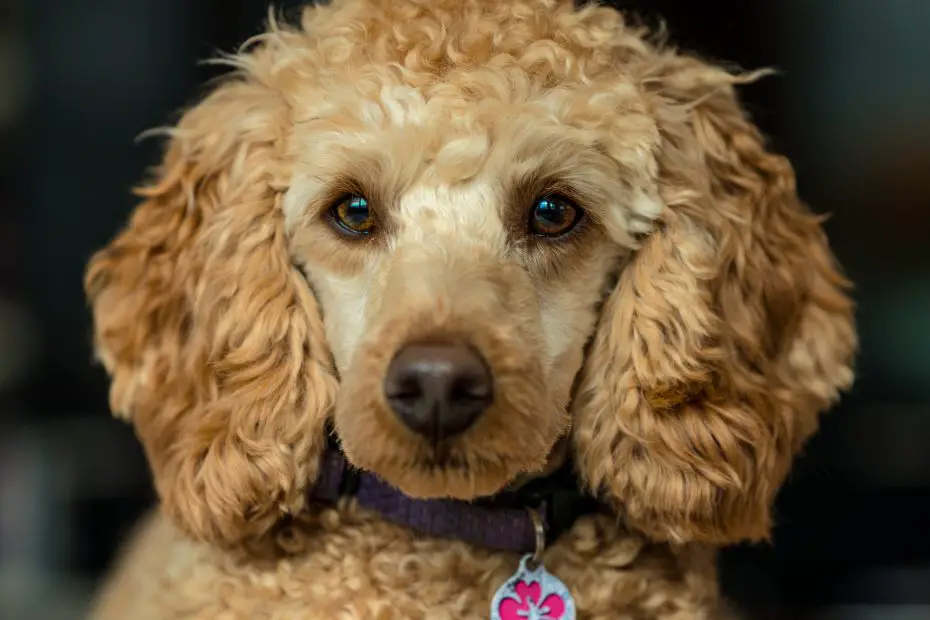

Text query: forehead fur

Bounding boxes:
[239,0,664,239]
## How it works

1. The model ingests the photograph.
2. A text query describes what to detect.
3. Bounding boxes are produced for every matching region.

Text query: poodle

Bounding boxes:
[84,0,856,618]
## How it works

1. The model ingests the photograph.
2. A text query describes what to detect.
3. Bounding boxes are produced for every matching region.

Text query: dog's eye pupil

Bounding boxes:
[529,195,581,237]
[331,194,375,235]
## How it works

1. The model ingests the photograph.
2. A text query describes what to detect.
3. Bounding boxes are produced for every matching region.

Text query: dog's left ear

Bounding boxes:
[573,55,857,544]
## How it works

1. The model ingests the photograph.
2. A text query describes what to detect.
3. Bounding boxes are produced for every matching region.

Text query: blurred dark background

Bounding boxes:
[1,0,928,618]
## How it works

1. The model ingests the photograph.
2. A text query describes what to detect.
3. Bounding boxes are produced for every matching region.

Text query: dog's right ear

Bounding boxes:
[85,72,338,546]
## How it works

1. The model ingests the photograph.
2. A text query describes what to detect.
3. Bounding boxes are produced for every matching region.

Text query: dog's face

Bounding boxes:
[87,0,856,547]
[286,68,662,499]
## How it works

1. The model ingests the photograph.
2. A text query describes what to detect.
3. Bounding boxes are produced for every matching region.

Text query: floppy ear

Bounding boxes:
[573,56,856,544]
[85,75,338,546]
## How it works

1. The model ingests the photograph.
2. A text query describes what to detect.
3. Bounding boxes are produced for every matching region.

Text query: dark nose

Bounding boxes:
[384,342,493,441]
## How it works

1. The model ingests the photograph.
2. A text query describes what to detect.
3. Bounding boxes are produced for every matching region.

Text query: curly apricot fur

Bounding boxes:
[86,0,855,617]
[573,56,856,545]
[86,78,339,546]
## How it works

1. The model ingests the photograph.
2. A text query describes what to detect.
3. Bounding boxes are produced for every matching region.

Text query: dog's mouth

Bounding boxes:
[412,448,470,472]
[329,427,572,501]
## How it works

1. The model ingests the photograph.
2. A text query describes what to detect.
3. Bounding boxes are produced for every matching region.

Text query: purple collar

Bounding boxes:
[310,447,600,555]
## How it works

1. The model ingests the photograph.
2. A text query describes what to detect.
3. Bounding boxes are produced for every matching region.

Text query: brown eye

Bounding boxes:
[329,194,375,235]
[528,195,582,237]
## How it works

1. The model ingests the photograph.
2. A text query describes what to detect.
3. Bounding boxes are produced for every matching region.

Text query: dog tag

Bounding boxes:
[490,554,576,620]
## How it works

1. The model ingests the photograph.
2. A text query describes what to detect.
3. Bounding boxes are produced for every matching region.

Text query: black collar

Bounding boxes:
[309,446,601,554]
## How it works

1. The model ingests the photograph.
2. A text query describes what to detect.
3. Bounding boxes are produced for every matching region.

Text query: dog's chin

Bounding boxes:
[385,462,518,501]
[339,437,555,501]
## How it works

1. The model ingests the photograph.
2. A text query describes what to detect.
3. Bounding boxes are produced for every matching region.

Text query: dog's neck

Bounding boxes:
[310,442,600,555]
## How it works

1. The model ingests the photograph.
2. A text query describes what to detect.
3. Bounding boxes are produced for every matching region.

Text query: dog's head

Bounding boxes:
[86,0,855,547]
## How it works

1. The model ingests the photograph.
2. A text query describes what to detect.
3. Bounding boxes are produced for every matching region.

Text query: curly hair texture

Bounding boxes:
[85,77,340,546]
[91,506,722,620]
[572,56,856,545]
[86,0,856,617]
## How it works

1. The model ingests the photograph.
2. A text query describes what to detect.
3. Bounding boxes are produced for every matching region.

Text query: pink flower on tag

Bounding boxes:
[497,580,567,620]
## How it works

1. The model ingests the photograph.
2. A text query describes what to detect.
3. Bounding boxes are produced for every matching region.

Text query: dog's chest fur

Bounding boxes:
[91,505,723,620]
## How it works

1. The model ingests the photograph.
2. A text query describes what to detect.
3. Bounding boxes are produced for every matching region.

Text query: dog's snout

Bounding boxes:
[384,342,493,441]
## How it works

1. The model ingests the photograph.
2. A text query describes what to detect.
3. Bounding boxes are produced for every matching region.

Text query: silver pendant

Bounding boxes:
[490,554,576,620]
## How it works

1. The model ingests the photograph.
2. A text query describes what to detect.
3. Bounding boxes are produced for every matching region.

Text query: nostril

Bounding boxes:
[450,376,491,402]
[386,374,424,402]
